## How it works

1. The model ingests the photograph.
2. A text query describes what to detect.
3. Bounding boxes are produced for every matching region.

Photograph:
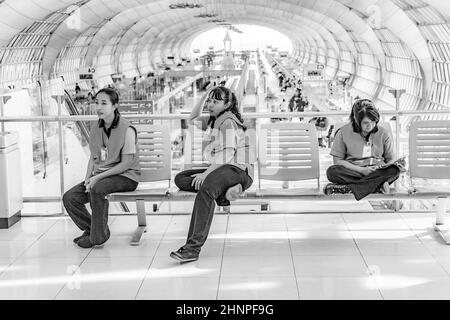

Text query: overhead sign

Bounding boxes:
[79,74,94,80]
[303,64,325,80]
[79,67,95,80]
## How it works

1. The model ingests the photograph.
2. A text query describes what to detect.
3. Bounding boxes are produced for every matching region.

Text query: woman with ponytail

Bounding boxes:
[170,86,254,263]
[63,88,140,248]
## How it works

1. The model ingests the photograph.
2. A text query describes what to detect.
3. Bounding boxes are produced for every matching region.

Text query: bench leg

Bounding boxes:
[433,197,450,245]
[131,200,147,246]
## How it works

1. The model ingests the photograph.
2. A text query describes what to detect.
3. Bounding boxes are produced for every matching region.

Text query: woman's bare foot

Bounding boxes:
[225,184,243,201]
[381,181,390,194]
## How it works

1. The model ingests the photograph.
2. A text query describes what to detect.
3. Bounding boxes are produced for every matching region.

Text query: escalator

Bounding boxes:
[64,90,130,213]
[64,90,90,145]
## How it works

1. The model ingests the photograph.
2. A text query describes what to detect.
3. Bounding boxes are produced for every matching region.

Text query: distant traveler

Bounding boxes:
[288,88,306,121]
[75,83,81,94]
[309,117,329,147]
[278,73,284,88]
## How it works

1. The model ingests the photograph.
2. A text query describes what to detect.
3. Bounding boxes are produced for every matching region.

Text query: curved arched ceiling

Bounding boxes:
[1,0,449,110]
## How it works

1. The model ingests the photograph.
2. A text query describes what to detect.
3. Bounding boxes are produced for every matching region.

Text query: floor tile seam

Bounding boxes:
[340,213,385,300]
[216,212,231,300]
[0,218,64,279]
[54,214,158,299]
[392,212,450,271]
[52,243,95,299]
[429,256,450,277]
[133,214,175,300]
[400,213,449,259]
[283,214,301,300]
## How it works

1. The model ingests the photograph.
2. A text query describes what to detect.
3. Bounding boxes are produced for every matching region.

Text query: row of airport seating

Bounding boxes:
[108,120,450,246]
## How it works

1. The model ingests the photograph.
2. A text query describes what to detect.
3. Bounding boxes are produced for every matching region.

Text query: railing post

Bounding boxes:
[388,89,406,211]
[52,95,66,215]
[193,82,197,100]
[0,96,12,133]
[388,89,405,161]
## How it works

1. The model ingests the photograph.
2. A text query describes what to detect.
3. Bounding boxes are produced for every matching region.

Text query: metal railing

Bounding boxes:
[1,105,449,212]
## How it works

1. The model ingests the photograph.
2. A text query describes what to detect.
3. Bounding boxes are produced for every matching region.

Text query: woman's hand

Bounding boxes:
[84,175,100,192]
[191,172,208,190]
[359,166,377,176]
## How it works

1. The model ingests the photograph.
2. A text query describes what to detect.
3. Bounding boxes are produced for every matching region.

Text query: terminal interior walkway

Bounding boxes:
[1,1,450,300]
[1,60,449,299]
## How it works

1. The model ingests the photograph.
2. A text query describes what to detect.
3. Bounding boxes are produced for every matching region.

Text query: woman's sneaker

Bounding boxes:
[225,184,243,201]
[323,183,352,195]
[170,247,199,263]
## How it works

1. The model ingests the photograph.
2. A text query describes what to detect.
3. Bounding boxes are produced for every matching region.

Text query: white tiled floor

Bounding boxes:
[0,212,449,299]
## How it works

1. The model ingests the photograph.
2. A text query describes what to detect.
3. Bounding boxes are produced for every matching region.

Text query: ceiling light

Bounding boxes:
[169,3,203,9]
[194,13,218,18]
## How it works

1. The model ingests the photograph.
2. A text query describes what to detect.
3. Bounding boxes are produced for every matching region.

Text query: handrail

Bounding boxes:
[63,90,90,141]
[155,72,203,106]
[1,109,450,122]
[264,52,294,79]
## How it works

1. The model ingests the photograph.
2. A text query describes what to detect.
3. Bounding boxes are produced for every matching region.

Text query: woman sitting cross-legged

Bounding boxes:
[170,86,254,263]
[324,99,401,201]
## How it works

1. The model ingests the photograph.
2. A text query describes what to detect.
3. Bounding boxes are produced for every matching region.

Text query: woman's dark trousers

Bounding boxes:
[174,165,253,253]
[63,175,138,245]
[326,165,400,201]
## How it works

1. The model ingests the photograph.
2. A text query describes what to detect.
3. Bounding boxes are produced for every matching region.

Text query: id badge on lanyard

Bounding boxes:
[362,142,372,159]
[100,146,108,161]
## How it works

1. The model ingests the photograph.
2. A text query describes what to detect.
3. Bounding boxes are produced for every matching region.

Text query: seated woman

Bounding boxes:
[63,88,141,248]
[324,99,400,201]
[170,86,254,263]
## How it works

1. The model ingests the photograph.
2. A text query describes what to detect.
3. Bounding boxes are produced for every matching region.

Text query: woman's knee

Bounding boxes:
[385,165,400,178]
[174,172,183,188]
[198,179,220,198]
[174,171,191,189]
[62,191,73,206]
[326,165,342,182]
[90,183,107,196]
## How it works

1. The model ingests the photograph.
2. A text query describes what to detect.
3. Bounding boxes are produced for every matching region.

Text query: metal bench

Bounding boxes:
[109,121,450,246]
[113,124,172,245]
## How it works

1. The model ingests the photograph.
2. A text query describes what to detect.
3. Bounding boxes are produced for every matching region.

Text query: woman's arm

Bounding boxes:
[382,131,396,163]
[90,154,135,181]
[333,157,376,176]
[188,90,210,124]
[204,148,235,175]
[85,156,94,183]
[333,157,362,173]
[190,148,235,190]
[86,128,138,190]
[190,119,239,190]
[330,129,375,176]
[86,155,136,192]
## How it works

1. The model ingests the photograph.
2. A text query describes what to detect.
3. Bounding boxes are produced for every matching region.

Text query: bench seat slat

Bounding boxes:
[109,188,450,202]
